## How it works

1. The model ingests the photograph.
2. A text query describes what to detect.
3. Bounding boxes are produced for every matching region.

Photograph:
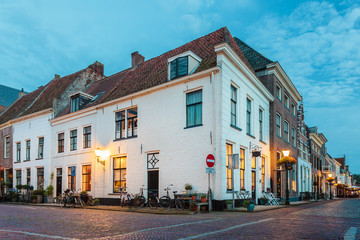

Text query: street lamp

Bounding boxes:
[327,173,335,200]
[281,150,293,205]
[95,147,105,165]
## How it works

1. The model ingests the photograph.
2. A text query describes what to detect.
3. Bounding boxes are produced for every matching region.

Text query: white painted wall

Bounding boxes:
[297,157,312,195]
[12,112,53,190]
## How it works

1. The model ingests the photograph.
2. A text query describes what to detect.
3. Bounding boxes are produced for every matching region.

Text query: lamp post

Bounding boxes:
[327,173,334,200]
[282,150,291,205]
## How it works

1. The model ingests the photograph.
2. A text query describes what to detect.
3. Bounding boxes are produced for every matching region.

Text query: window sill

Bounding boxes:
[184,124,203,129]
[36,158,44,160]
[108,193,121,195]
[113,136,138,142]
[230,124,242,132]
[259,140,267,145]
[23,160,30,162]
[14,161,21,164]
[247,133,255,139]
[276,135,282,139]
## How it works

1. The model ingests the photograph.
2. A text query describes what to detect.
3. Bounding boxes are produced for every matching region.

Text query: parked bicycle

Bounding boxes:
[159,184,185,210]
[62,189,84,208]
[119,187,133,208]
[133,186,163,209]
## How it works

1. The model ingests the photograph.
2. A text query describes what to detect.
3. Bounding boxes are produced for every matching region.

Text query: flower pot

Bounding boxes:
[192,195,197,201]
[200,197,207,203]
[247,203,255,212]
[36,195,43,203]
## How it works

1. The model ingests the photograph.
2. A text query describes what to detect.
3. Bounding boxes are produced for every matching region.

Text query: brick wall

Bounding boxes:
[0,126,13,169]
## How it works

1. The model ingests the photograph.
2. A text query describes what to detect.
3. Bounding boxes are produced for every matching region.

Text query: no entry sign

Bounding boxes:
[206,154,215,168]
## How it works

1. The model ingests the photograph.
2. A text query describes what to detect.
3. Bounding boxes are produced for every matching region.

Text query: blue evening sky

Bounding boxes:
[1,0,359,174]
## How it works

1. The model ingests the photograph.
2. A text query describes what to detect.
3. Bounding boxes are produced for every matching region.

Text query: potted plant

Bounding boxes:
[33,189,44,203]
[80,190,89,204]
[185,184,193,195]
[44,185,54,203]
[226,200,233,210]
[200,193,207,203]
[258,197,268,205]
[94,198,100,206]
[243,199,255,212]
[190,201,197,212]
[191,193,197,201]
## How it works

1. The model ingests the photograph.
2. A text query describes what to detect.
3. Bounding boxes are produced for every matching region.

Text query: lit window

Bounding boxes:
[170,56,188,80]
[240,148,245,189]
[262,157,265,192]
[82,165,91,191]
[186,90,202,127]
[68,166,76,191]
[37,168,44,190]
[113,157,127,192]
[230,86,237,126]
[226,144,233,191]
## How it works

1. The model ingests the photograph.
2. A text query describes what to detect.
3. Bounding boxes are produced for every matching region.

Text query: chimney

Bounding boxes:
[18,88,26,98]
[88,61,104,76]
[54,74,61,79]
[131,51,145,69]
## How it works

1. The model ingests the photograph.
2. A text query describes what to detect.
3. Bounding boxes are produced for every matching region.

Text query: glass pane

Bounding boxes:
[114,158,121,169]
[121,157,127,168]
[187,91,202,105]
[114,170,120,181]
[177,57,188,76]
[114,181,121,192]
[115,111,125,121]
[170,60,177,79]
[187,105,195,126]
[121,170,126,181]
[194,104,202,125]
[127,108,137,118]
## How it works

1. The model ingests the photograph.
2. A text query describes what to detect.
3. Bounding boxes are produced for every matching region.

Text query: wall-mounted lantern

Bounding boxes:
[95,147,105,165]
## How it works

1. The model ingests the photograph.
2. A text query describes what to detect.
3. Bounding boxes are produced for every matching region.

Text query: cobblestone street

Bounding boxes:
[0,199,359,239]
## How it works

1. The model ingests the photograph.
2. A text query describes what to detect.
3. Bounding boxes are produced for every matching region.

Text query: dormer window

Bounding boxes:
[168,51,201,81]
[170,56,188,80]
[70,92,93,113]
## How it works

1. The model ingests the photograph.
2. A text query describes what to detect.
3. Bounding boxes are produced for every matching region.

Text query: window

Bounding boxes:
[170,56,188,80]
[230,86,237,126]
[58,133,64,153]
[252,156,256,169]
[259,109,263,141]
[113,157,127,192]
[38,137,44,159]
[4,136,10,158]
[240,148,245,189]
[26,168,31,185]
[276,84,281,100]
[276,113,281,137]
[246,98,251,135]
[37,168,44,190]
[226,144,233,191]
[284,93,289,108]
[16,170,21,186]
[291,127,296,146]
[115,111,126,139]
[261,157,265,192]
[83,126,91,148]
[68,166,76,191]
[127,108,138,137]
[16,142,21,162]
[70,130,77,151]
[284,121,289,142]
[291,103,296,115]
[186,90,202,127]
[71,96,80,112]
[82,165,91,191]
[26,140,30,160]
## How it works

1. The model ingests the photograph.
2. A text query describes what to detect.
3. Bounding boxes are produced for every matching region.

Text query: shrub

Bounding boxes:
[185,184,193,191]
[33,189,45,196]
[243,199,255,208]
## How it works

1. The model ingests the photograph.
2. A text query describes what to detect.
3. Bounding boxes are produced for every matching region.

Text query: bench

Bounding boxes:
[195,202,209,212]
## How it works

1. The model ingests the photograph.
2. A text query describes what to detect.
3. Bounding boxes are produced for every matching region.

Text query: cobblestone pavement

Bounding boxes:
[0,199,359,239]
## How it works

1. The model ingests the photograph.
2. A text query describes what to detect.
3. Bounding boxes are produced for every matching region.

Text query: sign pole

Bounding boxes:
[208,173,212,212]
[232,168,234,212]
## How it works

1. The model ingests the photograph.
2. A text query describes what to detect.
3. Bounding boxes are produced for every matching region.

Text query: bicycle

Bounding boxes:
[119,187,133,208]
[133,186,161,209]
[159,184,185,210]
[133,186,146,208]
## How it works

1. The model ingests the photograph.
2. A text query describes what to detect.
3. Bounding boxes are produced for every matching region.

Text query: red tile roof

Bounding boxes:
[58,27,254,116]
[0,105,6,113]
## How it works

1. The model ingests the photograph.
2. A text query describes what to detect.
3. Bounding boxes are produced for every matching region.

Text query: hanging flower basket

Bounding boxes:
[326,177,335,182]
[277,156,297,170]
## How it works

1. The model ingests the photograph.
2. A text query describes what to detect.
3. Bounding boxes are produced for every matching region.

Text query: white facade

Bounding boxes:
[297,158,312,195]
[48,43,273,202]
[12,110,53,190]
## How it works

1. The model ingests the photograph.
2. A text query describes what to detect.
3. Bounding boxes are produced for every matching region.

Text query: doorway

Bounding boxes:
[147,170,159,198]
[252,171,256,199]
[56,168,62,197]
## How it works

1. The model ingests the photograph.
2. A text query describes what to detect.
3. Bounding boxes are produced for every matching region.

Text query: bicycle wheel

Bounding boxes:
[148,195,159,209]
[134,196,146,208]
[159,196,171,209]
[79,198,84,208]
[175,198,185,210]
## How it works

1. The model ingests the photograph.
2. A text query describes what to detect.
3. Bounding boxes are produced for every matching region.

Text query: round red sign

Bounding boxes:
[206,154,215,168]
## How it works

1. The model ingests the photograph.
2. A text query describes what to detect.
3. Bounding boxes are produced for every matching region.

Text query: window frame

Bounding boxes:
[170,56,188,80]
[291,127,296,146]
[70,129,77,151]
[259,108,263,141]
[186,90,202,128]
[246,98,252,135]
[25,140,31,161]
[230,85,237,126]
[16,169,21,186]
[16,142,21,162]
[68,166,76,191]
[4,136,10,158]
[113,156,127,193]
[226,143,233,192]
[26,168,31,185]
[37,168,44,190]
[115,110,126,140]
[240,148,245,190]
[284,120,289,142]
[276,84,282,101]
[127,108,138,138]
[83,126,91,148]
[38,137,44,159]
[276,113,282,137]
[82,165,91,191]
[261,157,265,192]
[284,93,289,109]
[58,133,64,153]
